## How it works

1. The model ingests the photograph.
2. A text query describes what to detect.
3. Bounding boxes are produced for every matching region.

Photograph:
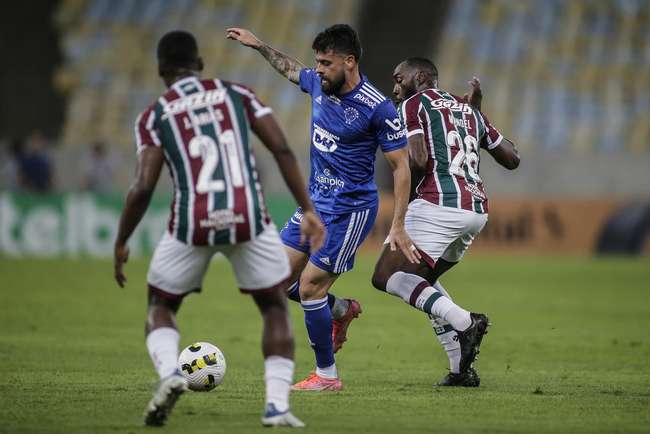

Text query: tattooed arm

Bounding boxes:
[226,27,305,85]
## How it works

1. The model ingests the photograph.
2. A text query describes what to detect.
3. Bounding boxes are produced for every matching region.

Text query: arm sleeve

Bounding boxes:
[299,68,317,95]
[400,95,424,138]
[373,100,407,153]
[230,83,273,123]
[134,106,161,154]
[479,112,504,150]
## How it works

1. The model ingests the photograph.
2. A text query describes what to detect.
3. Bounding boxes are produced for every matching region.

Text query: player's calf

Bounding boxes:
[385,271,474,330]
[252,290,297,420]
[287,280,351,321]
[143,302,186,427]
[295,265,341,384]
[371,251,400,292]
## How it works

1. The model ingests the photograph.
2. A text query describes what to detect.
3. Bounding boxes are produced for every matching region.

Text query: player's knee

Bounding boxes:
[253,289,287,312]
[148,287,182,312]
[298,276,332,300]
[146,304,177,333]
[145,290,181,334]
[298,269,333,300]
[371,269,388,292]
[298,283,325,300]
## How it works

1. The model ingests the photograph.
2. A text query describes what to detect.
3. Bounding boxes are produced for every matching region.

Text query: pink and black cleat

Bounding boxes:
[332,299,362,353]
[291,372,342,391]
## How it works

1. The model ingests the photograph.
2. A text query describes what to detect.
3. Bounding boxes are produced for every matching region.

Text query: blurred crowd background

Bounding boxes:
[0,0,648,256]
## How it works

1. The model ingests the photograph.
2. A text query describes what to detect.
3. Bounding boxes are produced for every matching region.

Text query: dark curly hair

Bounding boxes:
[312,24,362,60]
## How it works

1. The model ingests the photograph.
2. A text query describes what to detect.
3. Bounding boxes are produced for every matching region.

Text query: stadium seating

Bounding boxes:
[435,0,649,152]
[55,0,360,155]
[55,0,648,155]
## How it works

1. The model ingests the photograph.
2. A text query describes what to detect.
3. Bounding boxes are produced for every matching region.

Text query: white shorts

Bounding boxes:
[387,199,488,267]
[147,225,290,299]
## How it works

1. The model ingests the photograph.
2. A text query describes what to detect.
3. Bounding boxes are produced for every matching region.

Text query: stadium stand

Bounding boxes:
[54,0,360,153]
[28,0,647,196]
[54,0,648,156]
[436,0,649,153]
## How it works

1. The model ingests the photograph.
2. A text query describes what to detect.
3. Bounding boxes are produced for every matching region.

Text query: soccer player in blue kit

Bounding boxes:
[227,24,420,390]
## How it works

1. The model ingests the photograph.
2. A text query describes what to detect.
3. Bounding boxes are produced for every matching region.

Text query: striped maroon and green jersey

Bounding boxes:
[399,88,503,214]
[134,76,272,246]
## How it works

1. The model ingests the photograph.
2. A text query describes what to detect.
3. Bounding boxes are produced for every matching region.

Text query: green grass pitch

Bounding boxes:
[1,255,649,433]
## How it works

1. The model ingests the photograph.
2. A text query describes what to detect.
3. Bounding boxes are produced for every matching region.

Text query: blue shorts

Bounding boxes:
[280,206,377,274]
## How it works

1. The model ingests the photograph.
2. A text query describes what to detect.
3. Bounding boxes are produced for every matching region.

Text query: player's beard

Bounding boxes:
[320,73,345,95]
[399,83,417,103]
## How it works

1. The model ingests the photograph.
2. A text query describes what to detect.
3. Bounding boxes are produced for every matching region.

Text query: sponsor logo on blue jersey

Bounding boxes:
[299,68,406,213]
[315,168,345,189]
[312,124,339,153]
[353,93,377,108]
[384,118,406,141]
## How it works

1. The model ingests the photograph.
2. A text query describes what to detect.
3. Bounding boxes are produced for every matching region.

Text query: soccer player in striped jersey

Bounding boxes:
[113,31,325,428]
[371,57,520,386]
[227,25,419,390]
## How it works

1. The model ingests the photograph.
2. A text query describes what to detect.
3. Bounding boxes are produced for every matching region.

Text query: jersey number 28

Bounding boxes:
[447,131,482,183]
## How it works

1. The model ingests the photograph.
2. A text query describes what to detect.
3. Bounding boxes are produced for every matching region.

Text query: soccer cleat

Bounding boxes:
[261,403,306,428]
[456,313,490,373]
[332,299,362,353]
[291,372,342,391]
[143,372,188,426]
[436,367,480,387]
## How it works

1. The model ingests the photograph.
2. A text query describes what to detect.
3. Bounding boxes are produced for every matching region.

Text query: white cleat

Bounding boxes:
[261,403,306,428]
[144,372,189,426]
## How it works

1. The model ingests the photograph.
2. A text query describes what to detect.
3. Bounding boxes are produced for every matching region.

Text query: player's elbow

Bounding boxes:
[506,150,520,170]
[270,141,294,159]
[129,182,155,202]
[408,149,427,171]
[502,154,519,170]
[498,139,520,170]
[412,155,428,171]
[511,155,520,170]
[371,268,389,292]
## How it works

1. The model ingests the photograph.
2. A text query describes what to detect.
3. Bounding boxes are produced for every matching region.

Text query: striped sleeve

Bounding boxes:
[134,105,161,154]
[478,112,503,150]
[400,94,424,138]
[230,83,273,123]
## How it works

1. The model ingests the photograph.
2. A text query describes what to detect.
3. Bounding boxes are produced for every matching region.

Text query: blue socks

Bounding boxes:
[301,296,334,369]
[287,282,301,303]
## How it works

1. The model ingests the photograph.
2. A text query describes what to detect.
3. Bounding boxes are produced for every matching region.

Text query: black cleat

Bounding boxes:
[436,367,480,387]
[456,313,490,373]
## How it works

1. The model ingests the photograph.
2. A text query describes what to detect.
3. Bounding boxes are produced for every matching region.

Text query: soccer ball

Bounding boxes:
[178,342,227,391]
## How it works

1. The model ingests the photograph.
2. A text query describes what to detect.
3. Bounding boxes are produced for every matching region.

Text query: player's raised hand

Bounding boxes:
[300,210,326,253]
[114,242,129,288]
[463,76,482,110]
[388,225,421,264]
[226,28,263,49]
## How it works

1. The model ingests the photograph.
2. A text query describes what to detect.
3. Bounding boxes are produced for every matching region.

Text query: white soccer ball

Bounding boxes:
[178,342,227,391]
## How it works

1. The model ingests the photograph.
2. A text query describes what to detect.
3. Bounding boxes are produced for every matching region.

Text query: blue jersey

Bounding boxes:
[299,68,407,214]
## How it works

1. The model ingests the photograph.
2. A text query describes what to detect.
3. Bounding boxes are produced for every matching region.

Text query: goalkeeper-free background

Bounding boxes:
[1,255,648,434]
[1,1,649,433]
